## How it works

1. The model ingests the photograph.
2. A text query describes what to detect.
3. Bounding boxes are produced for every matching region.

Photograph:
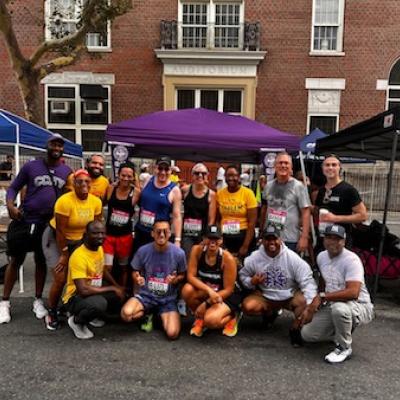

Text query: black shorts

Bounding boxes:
[222,230,256,256]
[6,219,46,262]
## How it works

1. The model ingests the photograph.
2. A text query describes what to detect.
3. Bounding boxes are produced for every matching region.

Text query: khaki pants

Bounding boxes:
[301,301,374,349]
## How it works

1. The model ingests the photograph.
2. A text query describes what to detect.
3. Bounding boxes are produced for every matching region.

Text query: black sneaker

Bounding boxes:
[262,310,279,329]
[45,311,59,331]
[289,328,303,348]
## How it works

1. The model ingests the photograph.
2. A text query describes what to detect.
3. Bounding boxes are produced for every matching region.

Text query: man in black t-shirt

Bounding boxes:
[315,155,367,248]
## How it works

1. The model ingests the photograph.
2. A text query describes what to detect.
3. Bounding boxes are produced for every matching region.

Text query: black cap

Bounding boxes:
[47,133,65,144]
[324,224,346,239]
[205,225,222,239]
[262,225,281,239]
[156,156,171,166]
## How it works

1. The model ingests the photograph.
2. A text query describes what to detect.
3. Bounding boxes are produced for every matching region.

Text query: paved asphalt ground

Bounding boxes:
[1,254,400,400]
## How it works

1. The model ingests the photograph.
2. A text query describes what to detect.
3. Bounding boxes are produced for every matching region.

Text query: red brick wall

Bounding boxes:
[0,0,398,136]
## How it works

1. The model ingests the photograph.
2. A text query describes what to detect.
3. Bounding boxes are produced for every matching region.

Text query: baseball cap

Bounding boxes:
[156,156,171,167]
[324,224,346,239]
[205,225,222,239]
[172,166,181,173]
[262,225,281,239]
[47,133,65,144]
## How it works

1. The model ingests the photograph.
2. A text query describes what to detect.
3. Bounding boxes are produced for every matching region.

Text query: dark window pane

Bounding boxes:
[201,90,218,110]
[388,89,400,99]
[223,91,242,113]
[389,59,400,84]
[80,85,108,99]
[81,100,108,124]
[310,116,337,135]
[82,129,105,152]
[49,129,76,143]
[388,101,400,110]
[48,87,75,99]
[48,100,76,124]
[177,90,195,109]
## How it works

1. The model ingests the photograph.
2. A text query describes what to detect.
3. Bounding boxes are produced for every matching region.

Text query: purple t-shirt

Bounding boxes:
[7,159,72,223]
[131,242,186,299]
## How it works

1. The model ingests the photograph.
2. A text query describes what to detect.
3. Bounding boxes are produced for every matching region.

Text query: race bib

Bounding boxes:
[183,218,202,236]
[222,220,240,235]
[140,209,155,228]
[206,282,220,292]
[148,276,169,296]
[91,275,103,287]
[267,209,287,230]
[110,209,130,227]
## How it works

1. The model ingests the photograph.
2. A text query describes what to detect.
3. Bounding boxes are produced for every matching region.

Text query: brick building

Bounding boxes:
[0,1,399,155]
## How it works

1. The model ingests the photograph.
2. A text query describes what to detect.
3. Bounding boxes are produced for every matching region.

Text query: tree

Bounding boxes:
[0,0,132,125]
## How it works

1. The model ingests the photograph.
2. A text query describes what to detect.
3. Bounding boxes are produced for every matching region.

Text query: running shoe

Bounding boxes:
[261,310,280,329]
[140,314,153,333]
[325,345,352,364]
[0,300,11,324]
[45,310,59,331]
[222,312,242,337]
[190,319,206,337]
[67,316,94,340]
[177,299,188,317]
[32,298,48,319]
[289,328,303,347]
[89,318,105,328]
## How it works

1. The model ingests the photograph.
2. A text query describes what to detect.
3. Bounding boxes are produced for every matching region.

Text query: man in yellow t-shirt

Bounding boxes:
[63,220,125,339]
[86,154,109,201]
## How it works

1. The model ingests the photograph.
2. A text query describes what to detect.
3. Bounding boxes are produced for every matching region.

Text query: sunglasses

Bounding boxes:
[193,171,207,176]
[323,188,332,204]
[157,166,170,172]
[153,228,170,236]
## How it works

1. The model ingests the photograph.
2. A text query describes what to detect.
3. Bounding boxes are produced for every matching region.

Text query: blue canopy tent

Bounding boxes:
[0,109,82,175]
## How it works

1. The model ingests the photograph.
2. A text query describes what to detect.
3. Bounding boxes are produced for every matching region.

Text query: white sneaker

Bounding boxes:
[32,298,48,319]
[89,318,105,328]
[325,346,352,364]
[177,299,187,317]
[68,316,94,339]
[0,300,11,324]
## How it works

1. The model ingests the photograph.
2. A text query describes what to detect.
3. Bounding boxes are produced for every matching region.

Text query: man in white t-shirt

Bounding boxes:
[301,224,374,363]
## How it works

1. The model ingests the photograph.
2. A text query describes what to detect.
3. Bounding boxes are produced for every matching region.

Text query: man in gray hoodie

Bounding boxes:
[240,225,319,346]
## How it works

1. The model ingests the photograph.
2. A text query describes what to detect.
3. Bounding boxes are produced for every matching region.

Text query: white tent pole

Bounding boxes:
[299,150,316,248]
[369,163,377,222]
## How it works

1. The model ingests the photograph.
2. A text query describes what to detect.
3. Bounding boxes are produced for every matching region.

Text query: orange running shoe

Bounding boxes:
[222,312,242,337]
[190,319,206,337]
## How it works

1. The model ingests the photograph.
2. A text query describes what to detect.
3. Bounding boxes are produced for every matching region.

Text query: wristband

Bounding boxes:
[175,237,182,241]
[61,246,68,253]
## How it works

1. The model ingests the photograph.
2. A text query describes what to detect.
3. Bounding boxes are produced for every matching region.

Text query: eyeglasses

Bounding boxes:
[153,228,170,236]
[157,166,170,172]
[75,179,91,185]
[323,188,332,204]
[193,171,207,176]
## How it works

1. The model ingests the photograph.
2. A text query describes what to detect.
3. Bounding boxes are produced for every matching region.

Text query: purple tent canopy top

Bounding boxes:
[106,108,300,163]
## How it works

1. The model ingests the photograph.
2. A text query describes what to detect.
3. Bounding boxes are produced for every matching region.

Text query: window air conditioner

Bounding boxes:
[83,100,103,114]
[50,101,70,114]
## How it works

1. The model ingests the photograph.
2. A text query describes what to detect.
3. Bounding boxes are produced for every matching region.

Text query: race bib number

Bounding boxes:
[140,209,155,228]
[183,218,202,236]
[267,209,287,230]
[91,275,103,287]
[222,220,240,235]
[206,282,220,292]
[148,276,169,296]
[110,209,130,227]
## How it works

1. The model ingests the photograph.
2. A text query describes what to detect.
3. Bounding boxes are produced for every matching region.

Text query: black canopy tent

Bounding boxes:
[315,108,400,299]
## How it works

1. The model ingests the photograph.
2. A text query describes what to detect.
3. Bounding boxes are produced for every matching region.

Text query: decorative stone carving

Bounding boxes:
[160,20,177,49]
[308,90,341,113]
[244,22,260,51]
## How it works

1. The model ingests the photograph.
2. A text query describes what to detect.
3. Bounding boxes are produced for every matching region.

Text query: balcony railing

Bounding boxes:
[160,20,261,51]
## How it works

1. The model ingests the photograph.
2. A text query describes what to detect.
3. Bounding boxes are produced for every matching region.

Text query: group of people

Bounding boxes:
[0,136,374,363]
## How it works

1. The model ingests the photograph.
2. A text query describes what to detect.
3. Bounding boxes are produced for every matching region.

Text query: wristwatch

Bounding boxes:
[319,292,328,306]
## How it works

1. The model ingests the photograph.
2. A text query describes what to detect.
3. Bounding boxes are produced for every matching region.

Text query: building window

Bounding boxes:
[46,83,110,152]
[176,88,242,114]
[311,0,344,53]
[179,1,243,49]
[45,0,111,51]
[387,58,400,110]
[308,115,338,134]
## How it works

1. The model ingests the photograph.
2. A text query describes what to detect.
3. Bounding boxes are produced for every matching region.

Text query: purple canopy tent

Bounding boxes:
[106,108,300,163]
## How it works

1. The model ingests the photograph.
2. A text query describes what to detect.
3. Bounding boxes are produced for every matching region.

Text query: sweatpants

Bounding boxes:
[301,301,374,349]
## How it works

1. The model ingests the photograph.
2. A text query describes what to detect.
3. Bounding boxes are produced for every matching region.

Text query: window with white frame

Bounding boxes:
[46,84,110,151]
[308,115,338,134]
[311,0,345,53]
[179,1,243,49]
[177,88,243,114]
[45,0,111,51]
[387,59,400,110]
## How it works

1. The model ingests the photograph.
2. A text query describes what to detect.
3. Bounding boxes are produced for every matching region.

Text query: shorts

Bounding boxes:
[103,234,133,265]
[182,235,202,258]
[224,288,242,313]
[135,290,178,315]
[7,219,46,263]
[222,230,256,256]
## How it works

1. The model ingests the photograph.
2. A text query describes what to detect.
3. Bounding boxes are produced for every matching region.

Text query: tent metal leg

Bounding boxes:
[372,130,399,300]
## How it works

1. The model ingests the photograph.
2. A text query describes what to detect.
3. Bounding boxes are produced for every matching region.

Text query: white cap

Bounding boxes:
[172,166,181,173]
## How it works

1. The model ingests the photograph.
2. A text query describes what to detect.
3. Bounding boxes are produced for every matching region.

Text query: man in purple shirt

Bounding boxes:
[0,133,72,324]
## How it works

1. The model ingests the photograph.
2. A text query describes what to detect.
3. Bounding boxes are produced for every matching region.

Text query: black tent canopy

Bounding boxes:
[316,108,400,299]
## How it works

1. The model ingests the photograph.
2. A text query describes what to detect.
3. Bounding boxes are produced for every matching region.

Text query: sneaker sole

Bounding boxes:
[325,355,352,364]
[67,317,93,340]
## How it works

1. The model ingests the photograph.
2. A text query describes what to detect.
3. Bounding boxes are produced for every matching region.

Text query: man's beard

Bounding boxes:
[47,147,63,160]
[88,167,102,178]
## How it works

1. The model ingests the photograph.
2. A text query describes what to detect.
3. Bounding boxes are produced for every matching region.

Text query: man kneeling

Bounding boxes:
[181,225,241,337]
[239,225,319,346]
[301,225,374,363]
[121,220,186,340]
[63,221,125,339]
